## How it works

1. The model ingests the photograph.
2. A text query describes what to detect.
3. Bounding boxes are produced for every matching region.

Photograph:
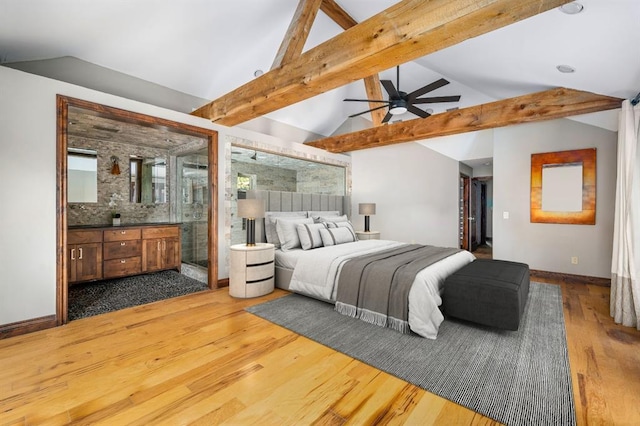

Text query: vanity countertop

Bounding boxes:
[69,222,182,230]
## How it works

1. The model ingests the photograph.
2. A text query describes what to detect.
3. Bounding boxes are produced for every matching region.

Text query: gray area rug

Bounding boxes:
[68,270,208,320]
[246,282,575,426]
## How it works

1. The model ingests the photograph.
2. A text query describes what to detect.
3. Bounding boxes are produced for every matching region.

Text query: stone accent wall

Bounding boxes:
[68,136,171,226]
[296,164,345,195]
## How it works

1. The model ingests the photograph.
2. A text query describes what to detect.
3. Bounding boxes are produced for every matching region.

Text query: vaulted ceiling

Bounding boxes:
[1,0,638,152]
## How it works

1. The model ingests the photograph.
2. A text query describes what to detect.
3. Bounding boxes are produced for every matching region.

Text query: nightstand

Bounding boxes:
[229,243,275,298]
[356,231,380,240]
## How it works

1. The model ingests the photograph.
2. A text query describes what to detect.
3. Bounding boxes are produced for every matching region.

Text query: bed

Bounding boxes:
[247,189,475,339]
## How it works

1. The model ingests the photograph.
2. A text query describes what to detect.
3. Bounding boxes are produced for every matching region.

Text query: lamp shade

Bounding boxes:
[359,203,376,215]
[237,199,265,219]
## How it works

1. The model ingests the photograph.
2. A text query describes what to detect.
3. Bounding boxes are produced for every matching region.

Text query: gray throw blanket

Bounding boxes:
[335,244,461,333]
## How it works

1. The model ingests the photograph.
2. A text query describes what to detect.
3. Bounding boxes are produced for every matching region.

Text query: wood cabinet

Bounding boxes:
[142,226,181,273]
[68,230,103,284]
[103,228,143,279]
[229,243,274,298]
[68,224,181,283]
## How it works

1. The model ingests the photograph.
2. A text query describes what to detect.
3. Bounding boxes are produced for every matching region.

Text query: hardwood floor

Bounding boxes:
[1,277,639,425]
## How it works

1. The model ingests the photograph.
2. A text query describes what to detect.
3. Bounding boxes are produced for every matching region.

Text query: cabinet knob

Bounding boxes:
[120,260,126,264]
[120,242,126,246]
[121,231,126,234]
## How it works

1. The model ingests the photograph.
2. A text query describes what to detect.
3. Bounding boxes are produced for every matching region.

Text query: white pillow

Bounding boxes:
[264,211,307,248]
[325,220,356,236]
[296,223,327,250]
[317,214,348,224]
[319,226,357,246]
[309,211,340,222]
[276,217,314,251]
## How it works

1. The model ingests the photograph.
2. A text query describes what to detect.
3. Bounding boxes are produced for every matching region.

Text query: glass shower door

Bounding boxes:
[177,150,209,270]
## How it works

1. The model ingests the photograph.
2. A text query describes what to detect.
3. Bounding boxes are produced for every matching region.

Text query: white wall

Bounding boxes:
[493,119,617,278]
[0,66,349,326]
[351,143,459,248]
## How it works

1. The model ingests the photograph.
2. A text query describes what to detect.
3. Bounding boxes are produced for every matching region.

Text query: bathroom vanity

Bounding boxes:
[68,223,181,284]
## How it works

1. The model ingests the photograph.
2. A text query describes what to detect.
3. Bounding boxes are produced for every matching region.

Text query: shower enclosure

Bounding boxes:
[177,150,209,274]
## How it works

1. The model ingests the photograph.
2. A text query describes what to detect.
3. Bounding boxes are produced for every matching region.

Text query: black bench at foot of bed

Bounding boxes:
[443,259,530,331]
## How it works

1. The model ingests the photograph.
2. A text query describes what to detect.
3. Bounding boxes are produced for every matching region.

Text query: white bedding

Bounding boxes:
[286,240,475,339]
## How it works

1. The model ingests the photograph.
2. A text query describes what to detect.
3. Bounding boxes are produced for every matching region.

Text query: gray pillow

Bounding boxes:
[264,211,307,248]
[276,217,314,251]
[319,226,357,246]
[296,222,327,250]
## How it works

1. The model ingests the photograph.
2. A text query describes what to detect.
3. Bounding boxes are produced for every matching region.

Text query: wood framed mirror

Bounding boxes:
[530,148,596,225]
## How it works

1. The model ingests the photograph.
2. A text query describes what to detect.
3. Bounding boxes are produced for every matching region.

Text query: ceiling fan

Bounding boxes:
[344,66,461,123]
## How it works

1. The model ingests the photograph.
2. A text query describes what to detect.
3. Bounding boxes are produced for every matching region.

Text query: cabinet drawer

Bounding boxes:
[103,257,142,278]
[246,248,274,265]
[104,228,142,242]
[68,230,103,244]
[103,240,142,260]
[142,226,179,239]
[246,262,274,282]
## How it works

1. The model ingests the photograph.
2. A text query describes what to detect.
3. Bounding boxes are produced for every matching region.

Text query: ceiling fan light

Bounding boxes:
[389,99,408,115]
[389,106,407,115]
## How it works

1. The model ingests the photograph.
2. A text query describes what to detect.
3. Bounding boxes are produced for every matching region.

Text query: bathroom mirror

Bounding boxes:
[130,156,167,204]
[530,148,596,225]
[67,148,98,203]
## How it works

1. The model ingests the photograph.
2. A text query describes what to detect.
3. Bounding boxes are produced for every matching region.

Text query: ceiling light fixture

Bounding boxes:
[388,99,407,115]
[254,69,264,77]
[559,2,584,14]
[556,64,576,73]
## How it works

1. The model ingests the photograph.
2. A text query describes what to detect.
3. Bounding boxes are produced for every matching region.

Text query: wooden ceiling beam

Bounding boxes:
[271,0,323,69]
[305,88,622,153]
[320,0,385,126]
[192,0,573,126]
[320,0,357,30]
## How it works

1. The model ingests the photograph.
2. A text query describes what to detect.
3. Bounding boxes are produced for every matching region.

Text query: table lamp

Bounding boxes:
[237,199,265,246]
[359,203,376,232]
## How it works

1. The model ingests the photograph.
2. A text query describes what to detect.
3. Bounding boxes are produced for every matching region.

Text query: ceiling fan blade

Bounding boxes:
[344,98,389,103]
[407,78,450,100]
[412,95,461,104]
[348,104,389,118]
[407,104,430,119]
[381,111,393,123]
[381,80,400,99]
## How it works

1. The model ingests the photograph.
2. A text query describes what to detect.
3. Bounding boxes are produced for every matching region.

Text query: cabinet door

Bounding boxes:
[163,238,181,270]
[142,238,163,272]
[68,245,78,283]
[71,243,103,283]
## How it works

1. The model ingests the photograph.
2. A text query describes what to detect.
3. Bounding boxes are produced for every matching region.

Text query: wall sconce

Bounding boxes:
[110,156,121,175]
[237,199,265,246]
[359,203,376,232]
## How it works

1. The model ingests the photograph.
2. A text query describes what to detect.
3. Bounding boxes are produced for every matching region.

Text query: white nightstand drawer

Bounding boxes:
[246,262,274,282]
[245,277,275,298]
[246,247,274,265]
[356,231,380,240]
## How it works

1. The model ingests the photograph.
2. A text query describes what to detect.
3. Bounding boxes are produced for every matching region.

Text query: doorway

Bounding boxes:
[56,95,218,325]
[460,174,493,259]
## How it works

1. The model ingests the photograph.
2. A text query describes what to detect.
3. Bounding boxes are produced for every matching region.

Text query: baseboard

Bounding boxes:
[0,315,57,340]
[530,269,611,287]
[217,278,229,288]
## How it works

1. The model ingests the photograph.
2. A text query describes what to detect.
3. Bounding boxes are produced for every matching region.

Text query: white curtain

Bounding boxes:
[611,100,640,329]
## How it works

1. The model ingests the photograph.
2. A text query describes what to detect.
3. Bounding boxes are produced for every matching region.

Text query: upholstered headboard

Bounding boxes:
[246,190,350,243]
